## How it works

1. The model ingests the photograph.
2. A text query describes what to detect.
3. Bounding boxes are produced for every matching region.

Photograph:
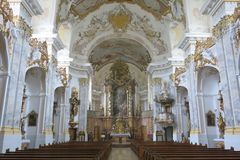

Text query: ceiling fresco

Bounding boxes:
[56,0,185,27]
[56,0,186,63]
[71,4,168,56]
[70,0,170,20]
[89,38,151,71]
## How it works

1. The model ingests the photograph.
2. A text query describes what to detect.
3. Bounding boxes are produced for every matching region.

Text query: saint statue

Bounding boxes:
[217,112,225,139]
[69,88,80,122]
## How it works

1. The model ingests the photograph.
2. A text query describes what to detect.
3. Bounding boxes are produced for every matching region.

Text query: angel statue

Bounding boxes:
[69,88,80,122]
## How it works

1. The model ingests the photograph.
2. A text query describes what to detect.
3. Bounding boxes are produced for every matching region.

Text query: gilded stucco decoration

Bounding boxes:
[169,0,185,23]
[56,0,185,29]
[184,54,194,66]
[194,38,217,71]
[56,67,69,87]
[108,4,132,32]
[152,78,162,85]
[0,0,17,56]
[170,67,186,86]
[0,0,13,35]
[28,38,49,71]
[13,16,32,38]
[108,60,132,86]
[69,0,170,20]
[72,4,167,55]
[234,28,240,48]
[52,55,58,66]
[128,15,167,53]
[233,6,240,48]
[79,78,89,86]
[212,6,240,39]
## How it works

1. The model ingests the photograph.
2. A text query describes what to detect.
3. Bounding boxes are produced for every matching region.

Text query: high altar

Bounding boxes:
[87,61,141,142]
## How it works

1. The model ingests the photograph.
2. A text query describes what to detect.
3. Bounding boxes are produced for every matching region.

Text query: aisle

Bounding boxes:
[108,147,139,160]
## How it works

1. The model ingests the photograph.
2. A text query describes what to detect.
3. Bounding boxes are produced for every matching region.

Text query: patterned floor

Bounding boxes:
[108,148,139,160]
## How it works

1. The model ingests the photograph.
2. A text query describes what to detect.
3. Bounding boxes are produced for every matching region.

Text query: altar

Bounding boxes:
[110,118,130,143]
[110,133,130,143]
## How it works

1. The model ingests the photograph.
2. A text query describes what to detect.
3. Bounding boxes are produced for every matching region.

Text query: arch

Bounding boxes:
[176,86,190,141]
[25,67,46,93]
[196,66,220,148]
[82,31,157,59]
[52,86,66,142]
[22,67,47,148]
[197,66,220,94]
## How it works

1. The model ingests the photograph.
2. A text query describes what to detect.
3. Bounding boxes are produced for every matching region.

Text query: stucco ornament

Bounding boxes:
[72,4,167,55]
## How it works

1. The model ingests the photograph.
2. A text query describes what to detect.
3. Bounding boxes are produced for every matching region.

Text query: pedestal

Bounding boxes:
[214,138,225,149]
[69,128,77,141]
[21,139,30,150]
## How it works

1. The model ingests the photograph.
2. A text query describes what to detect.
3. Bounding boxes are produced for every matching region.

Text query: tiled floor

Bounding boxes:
[108,148,139,160]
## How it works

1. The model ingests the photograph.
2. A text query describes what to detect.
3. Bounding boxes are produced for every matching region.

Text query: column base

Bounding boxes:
[190,132,209,146]
[225,135,240,151]
[0,127,21,153]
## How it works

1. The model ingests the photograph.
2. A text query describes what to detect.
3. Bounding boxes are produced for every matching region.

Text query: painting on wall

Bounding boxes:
[113,86,128,117]
[206,110,216,126]
[28,110,38,126]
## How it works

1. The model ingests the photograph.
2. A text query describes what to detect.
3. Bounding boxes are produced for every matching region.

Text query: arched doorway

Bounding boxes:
[177,86,190,142]
[52,87,65,142]
[197,66,220,147]
[22,67,46,148]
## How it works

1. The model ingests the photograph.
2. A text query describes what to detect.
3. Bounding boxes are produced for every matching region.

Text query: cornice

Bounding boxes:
[178,33,212,51]
[8,0,43,16]
[201,0,239,15]
[32,33,65,52]
[69,62,93,75]
[147,61,172,74]
[52,35,65,52]
[201,0,223,15]
[23,0,43,16]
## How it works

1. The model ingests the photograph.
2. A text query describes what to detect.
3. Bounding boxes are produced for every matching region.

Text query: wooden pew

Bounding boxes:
[131,140,240,160]
[0,141,112,160]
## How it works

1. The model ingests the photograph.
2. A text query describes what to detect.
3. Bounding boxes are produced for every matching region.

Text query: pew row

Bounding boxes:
[131,140,240,160]
[0,141,112,160]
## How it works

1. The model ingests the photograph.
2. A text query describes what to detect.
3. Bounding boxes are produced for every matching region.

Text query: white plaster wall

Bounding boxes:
[25,67,46,148]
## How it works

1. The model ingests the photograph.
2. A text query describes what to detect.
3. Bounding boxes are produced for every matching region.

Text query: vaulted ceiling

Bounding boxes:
[89,38,151,71]
[56,0,184,27]
[56,0,186,71]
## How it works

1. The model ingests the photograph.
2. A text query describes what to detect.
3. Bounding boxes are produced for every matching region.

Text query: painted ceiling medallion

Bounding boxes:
[109,5,132,32]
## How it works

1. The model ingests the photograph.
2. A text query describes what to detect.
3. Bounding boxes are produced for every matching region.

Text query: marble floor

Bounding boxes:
[108,148,139,160]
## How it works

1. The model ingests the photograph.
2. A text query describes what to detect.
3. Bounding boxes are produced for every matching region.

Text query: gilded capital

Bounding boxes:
[79,78,89,86]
